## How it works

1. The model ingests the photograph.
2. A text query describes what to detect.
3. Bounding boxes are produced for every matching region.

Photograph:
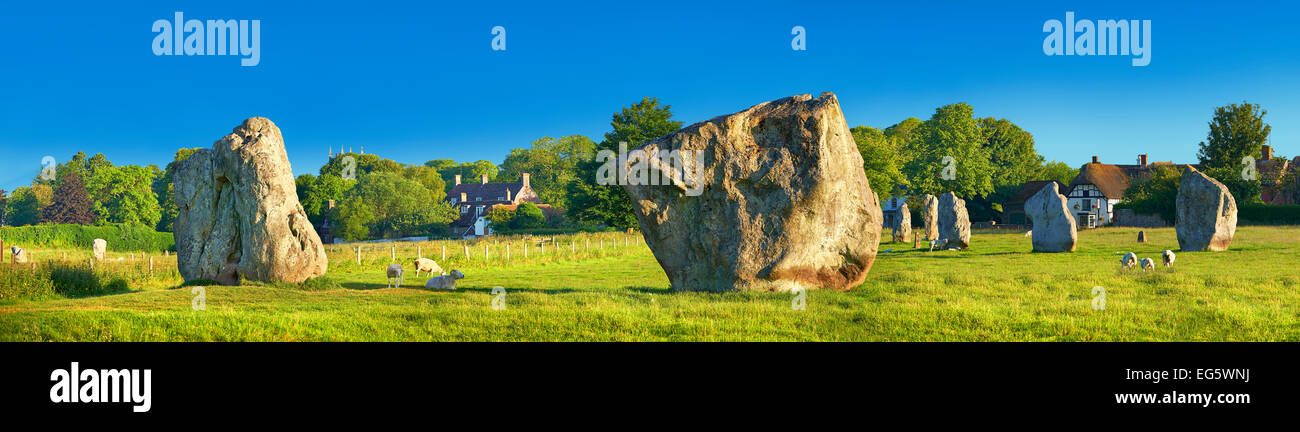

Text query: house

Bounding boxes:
[445,173,541,238]
[1001,180,1068,226]
[880,196,908,229]
[1257,145,1298,205]
[1065,155,1191,228]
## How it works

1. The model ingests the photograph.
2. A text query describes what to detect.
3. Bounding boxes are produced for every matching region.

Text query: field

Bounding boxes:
[1,226,1298,341]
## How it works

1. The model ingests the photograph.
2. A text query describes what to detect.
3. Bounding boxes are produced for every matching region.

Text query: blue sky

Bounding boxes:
[2,0,1297,192]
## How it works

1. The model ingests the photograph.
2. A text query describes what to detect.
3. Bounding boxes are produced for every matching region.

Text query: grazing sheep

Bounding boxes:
[1024,230,1032,237]
[1163,250,1175,268]
[1120,252,1137,270]
[424,270,465,290]
[928,240,938,252]
[386,264,404,288]
[1140,258,1155,272]
[412,258,445,278]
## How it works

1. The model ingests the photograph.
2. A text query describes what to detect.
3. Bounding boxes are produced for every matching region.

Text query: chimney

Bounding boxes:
[1091,156,1099,164]
[522,173,530,189]
[460,192,467,203]
[327,200,335,210]
[454,174,461,186]
[1262,145,1273,160]
[505,189,512,201]
[1139,154,1148,166]
[481,174,488,184]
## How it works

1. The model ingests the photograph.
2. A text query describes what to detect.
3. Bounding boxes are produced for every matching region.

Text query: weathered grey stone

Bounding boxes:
[922,194,939,240]
[92,238,107,261]
[1137,230,1146,243]
[1176,168,1237,252]
[893,202,912,243]
[623,92,881,292]
[936,192,970,250]
[173,117,328,285]
[1024,182,1077,252]
[10,246,27,263]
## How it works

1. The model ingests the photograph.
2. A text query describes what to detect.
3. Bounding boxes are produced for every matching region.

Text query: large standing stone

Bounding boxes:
[623,92,881,292]
[1176,168,1237,252]
[173,117,328,285]
[936,192,970,250]
[10,246,27,263]
[1024,182,1077,252]
[92,238,107,261]
[893,202,912,243]
[921,194,939,240]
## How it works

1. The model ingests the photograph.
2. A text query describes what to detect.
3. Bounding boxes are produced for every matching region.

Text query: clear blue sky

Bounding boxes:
[2,0,1297,193]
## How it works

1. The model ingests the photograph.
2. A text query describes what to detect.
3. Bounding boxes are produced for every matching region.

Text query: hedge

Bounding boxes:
[1238,204,1300,225]
[0,223,174,252]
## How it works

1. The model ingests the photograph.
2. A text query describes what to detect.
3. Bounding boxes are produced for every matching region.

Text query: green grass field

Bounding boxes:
[2,226,1298,341]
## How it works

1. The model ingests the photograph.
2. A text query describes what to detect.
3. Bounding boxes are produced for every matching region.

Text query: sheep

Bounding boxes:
[1120,252,1137,270]
[412,258,445,278]
[1024,230,1032,237]
[386,264,404,288]
[1140,258,1155,272]
[424,270,465,290]
[1163,250,1175,268]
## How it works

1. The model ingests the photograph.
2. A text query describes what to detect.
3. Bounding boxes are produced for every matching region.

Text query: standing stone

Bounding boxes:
[92,238,107,261]
[11,246,27,263]
[936,192,970,250]
[1176,168,1237,252]
[892,202,912,243]
[1024,182,1077,252]
[173,117,329,285]
[1137,230,1146,243]
[921,194,939,240]
[623,92,881,292]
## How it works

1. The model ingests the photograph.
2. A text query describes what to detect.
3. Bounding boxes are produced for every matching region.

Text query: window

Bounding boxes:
[460,206,467,214]
[475,197,482,201]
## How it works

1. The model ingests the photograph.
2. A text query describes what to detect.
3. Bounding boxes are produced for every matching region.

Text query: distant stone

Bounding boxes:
[10,246,27,263]
[623,92,882,292]
[893,202,912,243]
[921,194,939,240]
[173,117,329,285]
[1176,168,1237,252]
[92,239,107,261]
[1137,230,1146,243]
[936,192,970,250]
[1024,182,1077,252]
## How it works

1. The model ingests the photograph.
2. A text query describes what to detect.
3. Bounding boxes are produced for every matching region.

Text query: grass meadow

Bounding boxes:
[1,227,1298,341]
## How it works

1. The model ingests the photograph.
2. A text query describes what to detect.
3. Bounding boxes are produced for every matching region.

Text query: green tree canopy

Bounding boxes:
[498,135,595,209]
[153,148,203,232]
[851,125,908,199]
[329,172,456,240]
[902,103,995,199]
[1196,101,1271,170]
[568,97,683,229]
[1119,165,1184,224]
[511,202,546,229]
[85,165,162,227]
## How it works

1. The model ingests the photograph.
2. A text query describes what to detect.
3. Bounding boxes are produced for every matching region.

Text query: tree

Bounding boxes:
[902,103,995,199]
[330,172,456,240]
[402,165,448,202]
[1196,101,1271,170]
[153,148,203,231]
[4,187,42,226]
[851,125,907,199]
[427,160,498,194]
[1119,166,1183,224]
[498,135,596,209]
[39,173,96,225]
[979,117,1043,191]
[0,189,7,226]
[511,202,545,229]
[296,173,356,227]
[85,165,162,227]
[319,153,403,178]
[1035,161,1080,186]
[484,206,515,231]
[568,97,683,229]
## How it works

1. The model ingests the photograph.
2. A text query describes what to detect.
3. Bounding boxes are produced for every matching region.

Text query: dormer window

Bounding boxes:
[460,206,468,213]
[475,197,482,201]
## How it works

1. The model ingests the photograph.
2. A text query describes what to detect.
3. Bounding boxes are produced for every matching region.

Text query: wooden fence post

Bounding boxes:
[418,246,422,260]
[485,245,489,260]
[506,243,511,261]
[391,246,395,262]
[442,244,446,261]
[356,247,361,265]
[464,243,470,260]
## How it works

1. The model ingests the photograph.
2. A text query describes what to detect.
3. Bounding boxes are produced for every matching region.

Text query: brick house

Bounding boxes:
[446,173,541,238]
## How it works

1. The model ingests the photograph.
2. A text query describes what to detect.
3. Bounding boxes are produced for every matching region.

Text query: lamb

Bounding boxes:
[386,264,404,288]
[424,270,465,290]
[1140,257,1155,272]
[412,258,445,278]
[1120,252,1137,270]
[1162,250,1175,268]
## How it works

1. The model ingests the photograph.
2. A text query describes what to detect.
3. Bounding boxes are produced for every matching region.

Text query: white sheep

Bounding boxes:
[412,258,445,278]
[1140,258,1155,272]
[1120,252,1137,270]
[386,264,404,288]
[424,270,465,290]
[1163,250,1175,268]
[1024,230,1032,237]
